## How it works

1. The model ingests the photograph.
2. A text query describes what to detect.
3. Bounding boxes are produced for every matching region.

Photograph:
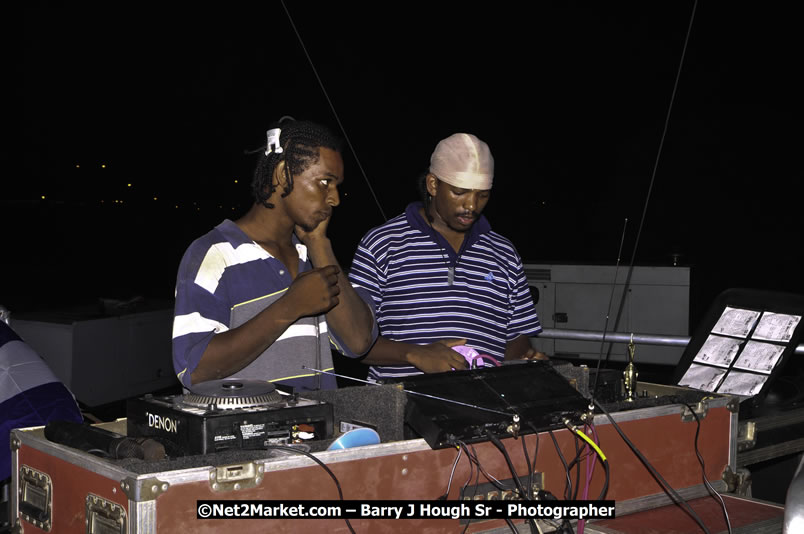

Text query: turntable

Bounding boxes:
[126,379,333,456]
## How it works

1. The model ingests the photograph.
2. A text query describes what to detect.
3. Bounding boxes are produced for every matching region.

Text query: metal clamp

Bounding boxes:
[737,421,757,452]
[722,465,752,496]
[209,462,265,492]
[85,493,126,534]
[681,400,709,422]
[18,465,52,532]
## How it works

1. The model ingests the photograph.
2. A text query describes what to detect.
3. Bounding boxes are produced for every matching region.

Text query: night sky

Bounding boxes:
[9,3,802,327]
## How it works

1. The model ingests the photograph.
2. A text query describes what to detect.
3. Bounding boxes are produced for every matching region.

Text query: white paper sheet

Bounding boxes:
[717,370,767,397]
[752,312,802,342]
[692,335,742,368]
[733,341,785,373]
[711,307,761,338]
[678,363,727,392]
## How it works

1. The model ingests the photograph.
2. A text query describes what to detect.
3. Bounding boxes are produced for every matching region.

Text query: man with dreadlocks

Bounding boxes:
[172,118,377,391]
[349,133,545,381]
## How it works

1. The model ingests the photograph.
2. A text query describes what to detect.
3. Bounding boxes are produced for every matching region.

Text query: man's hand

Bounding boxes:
[504,335,548,362]
[406,339,471,373]
[517,347,549,361]
[283,265,341,318]
[294,216,329,247]
[191,264,341,385]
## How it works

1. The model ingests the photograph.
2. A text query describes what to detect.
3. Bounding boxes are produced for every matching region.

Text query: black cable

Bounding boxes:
[684,403,733,534]
[547,429,573,501]
[572,432,582,500]
[459,439,536,533]
[458,441,482,493]
[459,442,483,534]
[537,490,576,534]
[520,436,542,534]
[523,429,545,533]
[460,443,476,498]
[529,430,541,500]
[531,430,541,472]
[487,431,529,498]
[593,399,711,534]
[438,445,463,500]
[456,440,517,493]
[566,423,610,502]
[521,433,534,500]
[566,445,592,500]
[539,491,576,534]
[585,422,610,501]
[265,445,355,534]
[486,431,540,534]
[598,457,611,502]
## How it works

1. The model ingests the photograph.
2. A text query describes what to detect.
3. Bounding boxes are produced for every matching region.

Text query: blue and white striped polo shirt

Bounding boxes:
[173,219,375,391]
[348,202,541,381]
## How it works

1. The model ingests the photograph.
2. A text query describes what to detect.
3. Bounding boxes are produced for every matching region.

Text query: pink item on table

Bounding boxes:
[451,345,500,369]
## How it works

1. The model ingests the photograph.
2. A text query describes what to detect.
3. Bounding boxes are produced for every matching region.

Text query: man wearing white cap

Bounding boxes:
[349,133,545,380]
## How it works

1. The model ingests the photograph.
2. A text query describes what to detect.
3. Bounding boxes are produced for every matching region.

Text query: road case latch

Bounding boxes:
[86,493,127,534]
[681,400,709,422]
[209,462,264,492]
[722,465,753,496]
[737,421,757,452]
[18,465,52,532]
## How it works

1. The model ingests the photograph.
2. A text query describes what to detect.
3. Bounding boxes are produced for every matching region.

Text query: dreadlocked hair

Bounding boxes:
[251,118,343,208]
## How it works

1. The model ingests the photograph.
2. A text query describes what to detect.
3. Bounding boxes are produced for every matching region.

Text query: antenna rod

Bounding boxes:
[280,0,388,222]
[603,0,699,370]
[592,218,628,400]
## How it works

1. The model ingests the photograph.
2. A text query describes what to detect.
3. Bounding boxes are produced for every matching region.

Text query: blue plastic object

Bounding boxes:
[327,427,381,450]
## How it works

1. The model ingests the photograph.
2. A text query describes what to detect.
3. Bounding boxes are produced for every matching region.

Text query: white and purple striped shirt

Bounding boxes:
[349,202,541,381]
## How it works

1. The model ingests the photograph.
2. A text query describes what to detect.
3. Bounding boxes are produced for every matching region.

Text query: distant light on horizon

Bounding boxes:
[127,183,132,187]
[101,164,107,169]
[41,195,46,199]
[153,197,158,201]
[75,164,80,168]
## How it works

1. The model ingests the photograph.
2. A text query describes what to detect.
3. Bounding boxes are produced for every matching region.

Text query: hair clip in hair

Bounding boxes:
[265,127,284,156]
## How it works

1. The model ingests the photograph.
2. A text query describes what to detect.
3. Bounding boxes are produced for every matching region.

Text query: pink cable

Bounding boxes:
[578,423,600,534]
[471,354,500,368]
[450,346,501,370]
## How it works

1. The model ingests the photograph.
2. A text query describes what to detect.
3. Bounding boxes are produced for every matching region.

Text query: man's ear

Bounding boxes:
[273,160,288,188]
[425,173,439,197]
